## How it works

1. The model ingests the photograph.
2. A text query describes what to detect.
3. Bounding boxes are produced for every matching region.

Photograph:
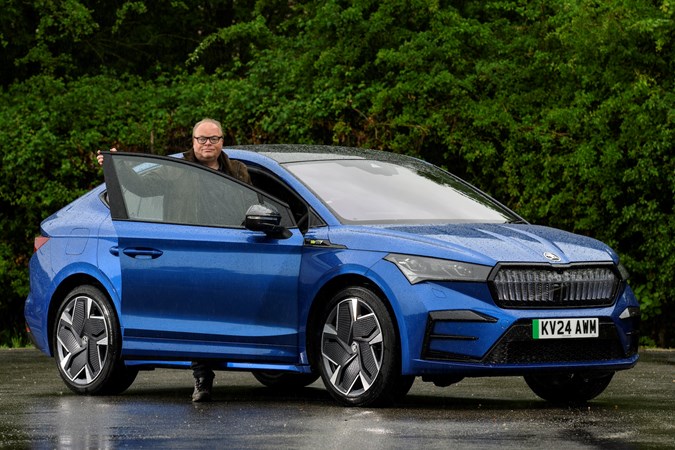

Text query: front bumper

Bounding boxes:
[423,313,639,365]
[378,264,642,376]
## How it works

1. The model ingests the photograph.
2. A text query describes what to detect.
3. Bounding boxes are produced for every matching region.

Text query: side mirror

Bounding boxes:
[245,204,292,239]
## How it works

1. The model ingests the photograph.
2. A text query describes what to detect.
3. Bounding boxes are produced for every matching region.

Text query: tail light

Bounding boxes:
[34,236,50,252]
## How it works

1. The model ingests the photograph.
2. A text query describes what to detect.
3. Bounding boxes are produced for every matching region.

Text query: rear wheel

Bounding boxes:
[53,285,137,395]
[524,372,614,404]
[316,286,405,407]
[252,371,319,389]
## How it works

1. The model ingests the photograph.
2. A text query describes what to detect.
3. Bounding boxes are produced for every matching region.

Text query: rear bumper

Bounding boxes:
[25,321,40,350]
[24,290,51,356]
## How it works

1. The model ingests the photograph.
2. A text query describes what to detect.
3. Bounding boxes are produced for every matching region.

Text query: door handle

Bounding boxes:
[122,247,164,259]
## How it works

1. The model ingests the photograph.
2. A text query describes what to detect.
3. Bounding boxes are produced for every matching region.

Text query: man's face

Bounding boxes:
[192,122,223,166]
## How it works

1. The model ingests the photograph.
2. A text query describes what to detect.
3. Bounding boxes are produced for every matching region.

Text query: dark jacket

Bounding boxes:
[182,149,251,185]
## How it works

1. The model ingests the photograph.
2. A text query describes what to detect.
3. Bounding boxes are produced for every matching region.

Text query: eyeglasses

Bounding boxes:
[194,136,223,144]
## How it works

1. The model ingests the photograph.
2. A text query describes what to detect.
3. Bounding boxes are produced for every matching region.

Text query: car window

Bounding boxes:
[104,153,293,228]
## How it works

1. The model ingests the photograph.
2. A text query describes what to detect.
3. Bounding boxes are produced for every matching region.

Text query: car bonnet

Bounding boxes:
[335,223,617,266]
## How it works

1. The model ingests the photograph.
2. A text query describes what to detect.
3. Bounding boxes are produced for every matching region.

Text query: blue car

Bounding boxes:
[24,145,640,406]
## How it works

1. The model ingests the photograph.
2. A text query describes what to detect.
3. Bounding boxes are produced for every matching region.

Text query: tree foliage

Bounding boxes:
[1,0,673,347]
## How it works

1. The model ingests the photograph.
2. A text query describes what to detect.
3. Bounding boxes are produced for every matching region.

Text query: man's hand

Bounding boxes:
[97,148,118,166]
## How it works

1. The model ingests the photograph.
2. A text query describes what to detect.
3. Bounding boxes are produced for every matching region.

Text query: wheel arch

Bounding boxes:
[305,274,404,372]
[47,273,116,356]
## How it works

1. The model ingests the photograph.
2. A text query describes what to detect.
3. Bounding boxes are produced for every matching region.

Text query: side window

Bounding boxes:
[106,153,291,228]
[117,161,164,221]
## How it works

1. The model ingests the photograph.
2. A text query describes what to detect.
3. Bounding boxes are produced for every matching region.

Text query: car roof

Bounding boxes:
[226,144,418,165]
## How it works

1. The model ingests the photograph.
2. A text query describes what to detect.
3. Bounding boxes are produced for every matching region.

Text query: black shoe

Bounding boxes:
[192,377,213,402]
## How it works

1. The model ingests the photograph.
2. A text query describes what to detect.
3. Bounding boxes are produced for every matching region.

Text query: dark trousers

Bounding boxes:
[191,360,215,380]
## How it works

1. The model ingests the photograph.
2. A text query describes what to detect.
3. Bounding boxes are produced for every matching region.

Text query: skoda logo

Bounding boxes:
[544,252,561,262]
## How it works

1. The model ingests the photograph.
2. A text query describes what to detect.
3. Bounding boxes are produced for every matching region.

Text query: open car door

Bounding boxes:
[102,151,303,363]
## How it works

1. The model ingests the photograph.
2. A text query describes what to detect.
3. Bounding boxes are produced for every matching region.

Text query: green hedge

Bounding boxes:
[1,0,673,347]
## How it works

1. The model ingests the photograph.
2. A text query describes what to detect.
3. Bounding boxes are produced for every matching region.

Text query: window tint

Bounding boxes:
[109,154,291,228]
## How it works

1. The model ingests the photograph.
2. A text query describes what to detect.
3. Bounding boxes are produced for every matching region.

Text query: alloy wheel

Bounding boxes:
[55,295,110,385]
[321,296,384,397]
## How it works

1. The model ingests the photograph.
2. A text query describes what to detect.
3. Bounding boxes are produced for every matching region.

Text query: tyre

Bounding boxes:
[392,375,416,399]
[524,372,614,404]
[252,371,320,389]
[316,286,405,406]
[53,285,137,395]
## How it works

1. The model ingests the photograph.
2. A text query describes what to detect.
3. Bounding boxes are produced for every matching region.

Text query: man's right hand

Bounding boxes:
[97,148,117,166]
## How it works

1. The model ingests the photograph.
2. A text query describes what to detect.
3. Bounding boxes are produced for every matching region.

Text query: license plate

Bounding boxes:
[532,318,599,339]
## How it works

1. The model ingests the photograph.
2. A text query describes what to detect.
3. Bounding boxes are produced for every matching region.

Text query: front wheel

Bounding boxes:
[524,372,614,404]
[53,285,137,395]
[316,286,405,407]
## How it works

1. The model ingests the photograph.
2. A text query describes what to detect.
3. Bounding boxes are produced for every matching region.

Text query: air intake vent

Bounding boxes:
[490,264,619,309]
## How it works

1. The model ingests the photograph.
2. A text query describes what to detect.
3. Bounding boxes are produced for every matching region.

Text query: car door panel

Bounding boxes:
[102,152,302,362]
[116,221,303,361]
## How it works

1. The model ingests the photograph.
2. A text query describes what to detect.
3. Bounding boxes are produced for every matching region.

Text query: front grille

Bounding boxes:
[490,264,620,309]
[482,319,630,364]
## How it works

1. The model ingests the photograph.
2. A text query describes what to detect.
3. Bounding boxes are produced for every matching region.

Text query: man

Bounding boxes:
[98,118,251,402]
[183,118,250,184]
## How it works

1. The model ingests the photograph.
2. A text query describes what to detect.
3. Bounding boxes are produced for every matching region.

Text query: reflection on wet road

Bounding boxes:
[1,349,673,448]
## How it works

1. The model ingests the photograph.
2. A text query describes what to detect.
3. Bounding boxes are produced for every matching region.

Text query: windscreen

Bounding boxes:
[285,159,518,224]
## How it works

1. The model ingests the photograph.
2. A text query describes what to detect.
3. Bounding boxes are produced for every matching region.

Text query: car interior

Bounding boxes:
[245,164,325,234]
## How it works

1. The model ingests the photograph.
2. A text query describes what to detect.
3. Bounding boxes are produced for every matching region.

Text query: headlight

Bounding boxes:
[384,253,492,284]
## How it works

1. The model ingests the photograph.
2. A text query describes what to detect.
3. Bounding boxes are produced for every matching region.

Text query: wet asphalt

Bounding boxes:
[0,348,673,449]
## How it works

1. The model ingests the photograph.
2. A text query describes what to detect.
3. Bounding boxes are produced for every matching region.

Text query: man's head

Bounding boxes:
[192,118,224,169]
